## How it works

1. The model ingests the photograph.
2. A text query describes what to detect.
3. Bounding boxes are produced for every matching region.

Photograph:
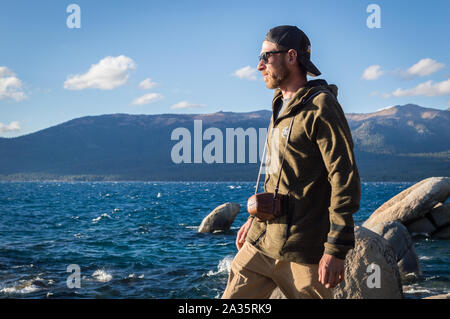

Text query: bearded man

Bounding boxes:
[222,25,361,299]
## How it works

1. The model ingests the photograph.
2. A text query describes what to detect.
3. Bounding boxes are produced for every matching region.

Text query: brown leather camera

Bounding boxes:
[247,192,287,222]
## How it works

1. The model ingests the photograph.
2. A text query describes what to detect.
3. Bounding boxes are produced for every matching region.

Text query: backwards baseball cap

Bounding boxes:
[264,25,321,77]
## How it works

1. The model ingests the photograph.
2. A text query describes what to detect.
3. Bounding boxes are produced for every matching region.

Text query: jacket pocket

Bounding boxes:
[251,229,266,246]
[246,220,266,245]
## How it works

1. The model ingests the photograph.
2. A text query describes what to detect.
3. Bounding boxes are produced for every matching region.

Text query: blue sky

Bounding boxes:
[1,0,449,137]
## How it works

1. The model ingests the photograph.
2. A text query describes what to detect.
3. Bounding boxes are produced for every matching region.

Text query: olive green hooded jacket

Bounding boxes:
[246,79,361,264]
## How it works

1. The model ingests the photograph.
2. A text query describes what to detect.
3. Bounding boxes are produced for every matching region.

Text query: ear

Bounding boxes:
[287,49,298,64]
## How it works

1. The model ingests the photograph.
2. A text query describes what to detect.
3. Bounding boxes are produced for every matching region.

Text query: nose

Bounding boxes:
[257,59,265,71]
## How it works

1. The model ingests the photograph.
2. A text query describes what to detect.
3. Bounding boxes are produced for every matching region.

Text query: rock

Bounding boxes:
[368,221,421,278]
[405,217,436,236]
[404,202,450,238]
[433,225,450,239]
[423,293,450,299]
[333,226,403,299]
[198,202,240,233]
[363,177,450,229]
[429,202,450,229]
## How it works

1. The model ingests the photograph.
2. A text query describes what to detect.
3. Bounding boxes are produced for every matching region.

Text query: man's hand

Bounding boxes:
[318,253,345,289]
[235,218,253,250]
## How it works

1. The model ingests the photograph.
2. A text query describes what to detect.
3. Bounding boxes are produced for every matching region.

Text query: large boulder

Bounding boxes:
[333,226,403,299]
[429,202,450,228]
[429,203,450,239]
[433,225,450,239]
[363,177,450,229]
[368,221,421,278]
[405,217,436,236]
[198,202,240,233]
[404,202,450,237]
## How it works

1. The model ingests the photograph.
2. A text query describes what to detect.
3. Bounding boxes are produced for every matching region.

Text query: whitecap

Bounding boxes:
[0,284,40,295]
[424,276,440,281]
[92,213,111,223]
[12,264,34,269]
[403,287,433,294]
[207,255,233,276]
[92,269,112,282]
[0,277,46,295]
[419,256,432,260]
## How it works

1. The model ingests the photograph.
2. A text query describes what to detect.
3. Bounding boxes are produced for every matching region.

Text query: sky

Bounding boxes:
[1,0,449,137]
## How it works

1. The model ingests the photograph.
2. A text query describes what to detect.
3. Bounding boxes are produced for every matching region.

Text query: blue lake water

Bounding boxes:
[0,181,448,299]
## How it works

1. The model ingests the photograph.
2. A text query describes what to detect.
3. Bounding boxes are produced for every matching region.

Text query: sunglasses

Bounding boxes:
[258,50,288,64]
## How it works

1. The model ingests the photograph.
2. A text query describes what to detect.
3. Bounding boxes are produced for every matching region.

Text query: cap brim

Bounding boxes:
[305,60,321,77]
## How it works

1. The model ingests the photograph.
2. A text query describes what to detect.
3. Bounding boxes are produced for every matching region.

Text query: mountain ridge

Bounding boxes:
[0,104,448,181]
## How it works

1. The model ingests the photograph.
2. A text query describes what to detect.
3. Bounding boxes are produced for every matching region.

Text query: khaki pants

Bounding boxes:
[222,242,332,299]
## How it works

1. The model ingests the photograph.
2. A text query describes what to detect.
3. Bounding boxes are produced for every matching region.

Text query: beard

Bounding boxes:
[264,59,290,89]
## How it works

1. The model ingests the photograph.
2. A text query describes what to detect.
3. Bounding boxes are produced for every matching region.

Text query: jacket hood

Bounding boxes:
[272,79,338,119]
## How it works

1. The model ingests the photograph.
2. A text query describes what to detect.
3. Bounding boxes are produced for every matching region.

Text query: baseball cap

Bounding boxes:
[264,25,321,77]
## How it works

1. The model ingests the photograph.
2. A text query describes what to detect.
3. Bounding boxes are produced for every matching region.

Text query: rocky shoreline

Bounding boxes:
[199,176,450,299]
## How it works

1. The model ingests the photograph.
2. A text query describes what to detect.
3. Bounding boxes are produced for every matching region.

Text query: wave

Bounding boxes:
[206,255,233,276]
[403,287,433,294]
[92,213,112,223]
[0,276,53,295]
[0,284,40,295]
[91,269,113,282]
[419,256,432,260]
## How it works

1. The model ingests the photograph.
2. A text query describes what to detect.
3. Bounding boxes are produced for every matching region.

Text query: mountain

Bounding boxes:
[0,104,448,182]
[347,104,450,154]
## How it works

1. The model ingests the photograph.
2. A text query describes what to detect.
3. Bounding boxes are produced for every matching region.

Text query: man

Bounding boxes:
[222,25,361,299]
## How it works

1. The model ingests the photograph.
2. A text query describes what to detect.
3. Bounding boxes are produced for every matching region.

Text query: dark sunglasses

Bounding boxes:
[258,50,288,64]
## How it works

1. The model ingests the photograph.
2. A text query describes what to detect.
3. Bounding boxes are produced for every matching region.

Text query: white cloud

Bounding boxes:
[0,66,27,101]
[131,93,163,105]
[139,78,157,89]
[362,65,384,80]
[171,101,206,110]
[64,55,136,90]
[0,121,20,133]
[232,66,258,80]
[404,58,445,78]
[392,78,450,97]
